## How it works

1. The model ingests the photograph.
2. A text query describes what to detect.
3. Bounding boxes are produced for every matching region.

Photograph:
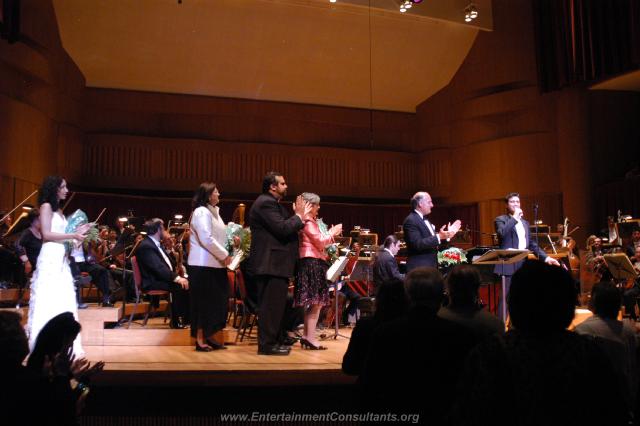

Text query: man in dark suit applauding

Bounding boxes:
[403,192,461,272]
[135,218,190,329]
[249,171,311,355]
[373,235,404,292]
[494,193,560,308]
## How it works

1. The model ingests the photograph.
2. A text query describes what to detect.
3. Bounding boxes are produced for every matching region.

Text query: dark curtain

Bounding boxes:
[65,192,479,246]
[595,176,640,231]
[533,0,640,92]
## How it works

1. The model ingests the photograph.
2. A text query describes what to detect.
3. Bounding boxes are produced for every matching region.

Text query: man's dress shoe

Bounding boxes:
[258,345,291,355]
[170,318,187,329]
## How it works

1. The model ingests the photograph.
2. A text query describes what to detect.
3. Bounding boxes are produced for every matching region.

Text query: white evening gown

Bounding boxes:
[27,212,84,356]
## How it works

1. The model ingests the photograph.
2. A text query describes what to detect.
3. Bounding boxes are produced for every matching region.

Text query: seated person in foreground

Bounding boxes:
[437,264,505,339]
[451,260,628,426]
[360,267,477,422]
[342,278,408,376]
[575,281,639,419]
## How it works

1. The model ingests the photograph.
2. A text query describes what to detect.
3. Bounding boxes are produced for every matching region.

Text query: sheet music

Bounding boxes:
[326,256,349,282]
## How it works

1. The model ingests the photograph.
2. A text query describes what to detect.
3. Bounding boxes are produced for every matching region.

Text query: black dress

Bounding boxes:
[187,265,229,337]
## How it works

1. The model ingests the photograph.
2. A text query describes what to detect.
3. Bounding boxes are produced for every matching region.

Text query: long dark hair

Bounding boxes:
[192,182,217,210]
[37,176,64,211]
[26,312,81,372]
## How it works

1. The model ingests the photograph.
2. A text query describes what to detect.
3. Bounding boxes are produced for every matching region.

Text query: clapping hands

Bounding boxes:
[293,195,313,220]
[438,220,462,240]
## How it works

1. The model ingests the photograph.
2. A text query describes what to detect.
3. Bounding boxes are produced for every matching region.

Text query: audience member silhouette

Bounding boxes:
[27,312,104,426]
[452,260,628,426]
[342,278,408,375]
[0,311,38,425]
[575,281,639,419]
[438,264,504,339]
[360,267,477,422]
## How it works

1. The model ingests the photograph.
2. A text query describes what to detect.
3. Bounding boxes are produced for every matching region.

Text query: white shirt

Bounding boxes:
[512,215,527,250]
[415,209,441,243]
[70,244,86,262]
[150,235,173,271]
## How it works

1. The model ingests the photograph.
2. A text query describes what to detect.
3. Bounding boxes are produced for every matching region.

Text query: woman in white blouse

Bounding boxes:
[188,182,232,351]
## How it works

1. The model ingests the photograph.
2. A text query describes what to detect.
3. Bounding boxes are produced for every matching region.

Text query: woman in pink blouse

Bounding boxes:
[295,192,342,350]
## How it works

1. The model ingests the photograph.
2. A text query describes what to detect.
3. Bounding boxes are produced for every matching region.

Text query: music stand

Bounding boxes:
[473,249,530,321]
[323,256,351,340]
[604,253,637,285]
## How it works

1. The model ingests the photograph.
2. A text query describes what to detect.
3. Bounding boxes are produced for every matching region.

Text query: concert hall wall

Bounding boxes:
[0,0,85,212]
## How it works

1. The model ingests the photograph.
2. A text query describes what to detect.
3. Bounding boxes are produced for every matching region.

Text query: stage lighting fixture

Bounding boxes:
[464,3,478,22]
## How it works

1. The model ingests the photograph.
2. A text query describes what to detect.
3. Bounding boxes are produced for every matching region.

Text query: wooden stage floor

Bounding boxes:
[82,314,356,387]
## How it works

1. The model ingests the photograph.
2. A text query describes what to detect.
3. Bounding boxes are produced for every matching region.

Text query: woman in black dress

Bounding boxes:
[187,183,232,351]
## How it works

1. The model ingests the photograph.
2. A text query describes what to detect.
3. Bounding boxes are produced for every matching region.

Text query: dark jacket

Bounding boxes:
[248,193,304,278]
[373,249,403,287]
[402,210,440,271]
[494,214,546,276]
[135,236,176,291]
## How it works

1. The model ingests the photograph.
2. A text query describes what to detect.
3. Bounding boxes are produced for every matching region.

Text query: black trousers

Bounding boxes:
[75,261,112,302]
[255,275,289,348]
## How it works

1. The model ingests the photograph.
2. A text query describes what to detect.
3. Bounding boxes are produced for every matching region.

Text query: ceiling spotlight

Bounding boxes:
[399,0,413,13]
[464,3,478,22]
[329,0,337,2]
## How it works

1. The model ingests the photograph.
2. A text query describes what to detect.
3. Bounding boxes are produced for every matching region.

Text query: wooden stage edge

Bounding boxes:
[1,298,594,389]
[84,331,357,387]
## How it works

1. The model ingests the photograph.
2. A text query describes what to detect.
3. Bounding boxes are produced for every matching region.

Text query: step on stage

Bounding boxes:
[2,297,360,423]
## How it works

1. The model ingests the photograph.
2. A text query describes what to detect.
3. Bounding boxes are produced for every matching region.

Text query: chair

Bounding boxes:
[128,256,171,328]
[232,269,257,343]
[227,269,243,327]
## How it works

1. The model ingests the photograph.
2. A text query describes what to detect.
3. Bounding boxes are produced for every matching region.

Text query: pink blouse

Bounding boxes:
[299,219,334,260]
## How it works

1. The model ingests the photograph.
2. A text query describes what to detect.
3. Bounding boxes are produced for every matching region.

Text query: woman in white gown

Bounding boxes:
[27,176,89,356]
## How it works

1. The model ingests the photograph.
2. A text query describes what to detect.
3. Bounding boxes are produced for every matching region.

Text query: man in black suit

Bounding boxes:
[495,193,560,312]
[248,172,311,355]
[402,192,461,272]
[372,235,404,292]
[135,218,190,329]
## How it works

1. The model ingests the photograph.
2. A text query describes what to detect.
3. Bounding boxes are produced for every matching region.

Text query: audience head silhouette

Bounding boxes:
[589,281,622,319]
[27,312,81,371]
[508,260,576,334]
[374,278,409,322]
[404,267,444,313]
[446,264,481,307]
[0,311,28,368]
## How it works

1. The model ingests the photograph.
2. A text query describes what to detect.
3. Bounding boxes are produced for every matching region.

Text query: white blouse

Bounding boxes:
[188,205,229,268]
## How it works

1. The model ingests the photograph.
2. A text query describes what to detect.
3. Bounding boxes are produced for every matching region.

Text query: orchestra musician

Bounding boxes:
[0,211,21,287]
[372,235,404,292]
[625,229,640,259]
[585,235,612,281]
[135,218,190,329]
[69,237,115,308]
[623,246,640,320]
[15,208,42,276]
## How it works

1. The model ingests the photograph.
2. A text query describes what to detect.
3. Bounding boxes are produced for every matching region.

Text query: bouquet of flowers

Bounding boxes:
[225,222,251,270]
[64,209,99,254]
[316,218,339,262]
[437,247,467,267]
